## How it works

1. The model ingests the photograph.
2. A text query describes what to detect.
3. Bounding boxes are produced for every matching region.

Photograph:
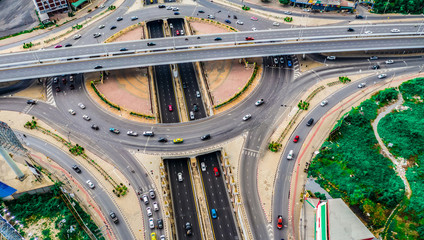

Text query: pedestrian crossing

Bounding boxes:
[46,78,56,107]
[292,55,301,79]
[242,148,259,158]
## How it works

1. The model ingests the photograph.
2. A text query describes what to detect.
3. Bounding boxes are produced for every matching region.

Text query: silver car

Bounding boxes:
[83,115,91,121]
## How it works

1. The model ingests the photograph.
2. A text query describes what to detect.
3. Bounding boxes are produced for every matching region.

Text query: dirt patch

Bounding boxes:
[112,25,144,42]
[13,80,46,101]
[189,21,233,35]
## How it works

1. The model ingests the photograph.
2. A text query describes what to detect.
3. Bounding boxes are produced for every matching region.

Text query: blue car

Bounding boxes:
[211,209,217,219]
[174,12,180,15]
[287,60,292,67]
[225,19,231,24]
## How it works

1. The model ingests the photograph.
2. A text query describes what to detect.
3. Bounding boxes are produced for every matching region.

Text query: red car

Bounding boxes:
[176,30,180,36]
[55,45,62,48]
[213,167,220,177]
[245,37,254,41]
[168,105,173,112]
[293,135,299,143]
[277,215,283,229]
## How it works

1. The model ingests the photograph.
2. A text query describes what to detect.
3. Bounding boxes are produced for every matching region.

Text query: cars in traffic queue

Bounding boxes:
[109,212,119,224]
[158,137,167,143]
[293,135,300,143]
[153,202,159,211]
[370,56,378,60]
[68,109,76,115]
[320,100,328,106]
[86,180,95,189]
[157,219,163,229]
[280,57,284,64]
[213,167,220,177]
[172,7,179,11]
[54,45,62,48]
[245,36,255,41]
[65,43,72,47]
[178,172,183,181]
[378,74,387,79]
[149,189,156,199]
[372,64,380,70]
[91,124,99,130]
[243,114,252,121]
[255,99,264,106]
[158,4,165,8]
[160,235,165,240]
[277,215,283,229]
[146,207,153,217]
[56,86,61,92]
[166,6,172,10]
[142,194,149,204]
[327,56,336,60]
[211,209,217,219]
[127,131,138,136]
[78,103,86,109]
[82,115,91,121]
[173,138,184,144]
[151,232,156,240]
[385,60,394,64]
[201,134,211,140]
[149,218,155,229]
[175,30,180,35]
[287,60,293,67]
[109,128,120,134]
[72,165,81,173]
[143,131,154,137]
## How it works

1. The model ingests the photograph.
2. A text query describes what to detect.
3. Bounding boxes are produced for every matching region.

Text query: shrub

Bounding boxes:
[90,81,121,110]
[339,76,351,83]
[242,5,251,10]
[284,17,293,22]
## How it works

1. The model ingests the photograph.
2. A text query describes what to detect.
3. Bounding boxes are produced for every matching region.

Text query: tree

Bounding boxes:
[279,0,291,4]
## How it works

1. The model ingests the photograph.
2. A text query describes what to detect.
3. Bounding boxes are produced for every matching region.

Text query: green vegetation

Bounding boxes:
[0,184,103,239]
[91,81,121,110]
[108,5,116,10]
[69,144,84,156]
[297,100,309,110]
[130,111,155,120]
[284,17,293,22]
[279,0,291,4]
[268,141,282,152]
[338,76,351,84]
[242,5,251,11]
[371,0,424,14]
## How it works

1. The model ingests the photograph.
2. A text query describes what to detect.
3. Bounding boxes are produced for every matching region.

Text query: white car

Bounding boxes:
[385,60,394,64]
[78,103,86,109]
[166,6,172,10]
[255,99,264,106]
[364,31,372,34]
[149,218,155,229]
[98,25,105,29]
[236,20,244,25]
[252,27,257,31]
[378,74,387,79]
[86,180,95,189]
[146,207,153,217]
[273,22,280,26]
[83,115,91,121]
[370,56,379,60]
[243,114,252,121]
[320,100,328,107]
[160,235,166,240]
[327,56,336,60]
[178,172,183,182]
[358,83,366,88]
[74,34,81,40]
[201,162,206,171]
[390,29,400,33]
[284,11,292,15]
[207,15,215,19]
[142,195,149,205]
[153,202,159,211]
[68,109,76,115]
[127,131,138,136]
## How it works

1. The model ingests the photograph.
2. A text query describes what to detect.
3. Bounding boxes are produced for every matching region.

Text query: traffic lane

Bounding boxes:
[167,158,202,240]
[198,152,239,240]
[20,133,132,240]
[154,65,180,123]
[147,20,165,38]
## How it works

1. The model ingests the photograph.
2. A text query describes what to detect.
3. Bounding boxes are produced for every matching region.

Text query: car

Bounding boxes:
[127,131,138,136]
[98,25,105,29]
[110,26,117,30]
[364,30,372,34]
[321,100,328,106]
[65,43,72,47]
[160,235,166,240]
[378,74,387,79]
[355,15,364,19]
[182,82,187,88]
[158,4,166,8]
[174,12,180,15]
[208,15,215,19]
[243,114,252,121]
[233,15,238,19]
[117,17,123,21]
[287,150,294,160]
[86,180,95,189]
[94,33,102,38]
[173,138,184,144]
[280,57,284,64]
[153,202,159,211]
[173,7,179,11]
[99,4,105,8]
[149,218,155,229]
[302,8,310,12]
[196,91,201,98]
[109,128,120,134]
[370,56,378,60]
[27,99,36,105]
[131,16,138,21]
[306,118,314,126]
[166,6,172,10]
[146,207,153,217]
[68,109,76,115]
[225,19,231,24]
[293,135,299,143]
[147,42,156,46]
[287,60,292,67]
[213,167,220,177]
[347,28,354,32]
[178,172,183,181]
[372,64,380,70]
[273,22,280,26]
[252,27,257,31]
[201,134,211,140]
[142,194,149,204]
[198,10,205,13]
[168,105,173,112]
[211,209,217,219]
[391,28,400,33]
[250,16,258,21]
[158,137,167,143]
[157,219,163,229]
[245,37,254,41]
[120,48,128,51]
[190,111,195,120]
[255,99,264,106]
[185,222,192,236]
[201,162,206,171]
[91,124,99,130]
[277,215,283,229]
[193,104,199,112]
[143,131,154,137]
[54,45,62,48]
[74,34,82,40]
[94,65,103,69]
[214,37,222,41]
[82,115,91,121]
[109,212,119,224]
[284,11,292,15]
[175,30,180,36]
[327,56,336,60]
[78,103,86,109]
[72,165,81,173]
[62,78,67,84]
[69,76,74,82]
[385,60,394,64]
[151,232,156,240]
[236,20,244,25]
[149,189,155,199]
[53,77,58,84]
[358,83,366,88]
[56,86,61,92]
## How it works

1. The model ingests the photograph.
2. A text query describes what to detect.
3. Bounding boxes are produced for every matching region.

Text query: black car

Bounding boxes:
[70,84,75,90]
[109,212,119,224]
[94,65,103,69]
[214,37,222,41]
[72,165,81,173]
[174,12,180,15]
[110,26,117,30]
[182,83,187,88]
[27,99,36,105]
[91,124,99,130]
[147,42,156,46]
[201,134,211,141]
[193,104,199,112]
[347,28,355,32]
[55,86,61,92]
[120,48,128,51]
[372,64,380,70]
[355,15,364,19]
[185,222,192,236]
[306,118,314,126]
[233,15,238,19]
[65,43,72,47]
[157,219,163,229]
[158,137,167,143]
[158,4,166,8]
[198,10,205,13]
[117,17,123,21]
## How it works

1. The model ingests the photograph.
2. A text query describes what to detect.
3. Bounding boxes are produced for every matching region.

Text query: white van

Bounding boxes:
[287,150,294,160]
